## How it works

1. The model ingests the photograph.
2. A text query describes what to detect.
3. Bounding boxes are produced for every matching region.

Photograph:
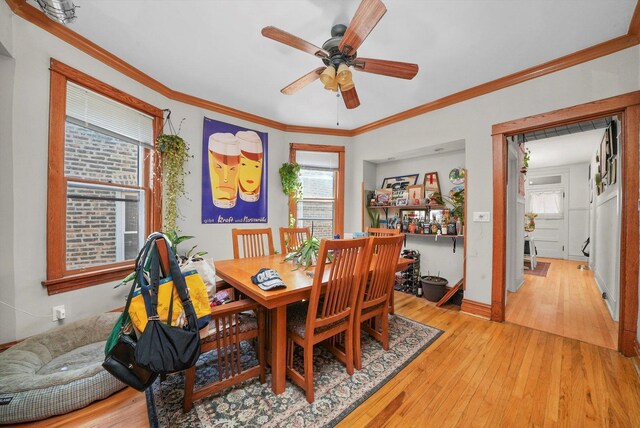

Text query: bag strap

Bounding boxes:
[146,234,198,332]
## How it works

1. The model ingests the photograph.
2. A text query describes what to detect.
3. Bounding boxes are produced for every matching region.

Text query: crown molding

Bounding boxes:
[6,0,640,138]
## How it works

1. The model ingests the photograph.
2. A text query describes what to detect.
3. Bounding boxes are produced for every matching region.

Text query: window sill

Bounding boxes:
[42,263,135,295]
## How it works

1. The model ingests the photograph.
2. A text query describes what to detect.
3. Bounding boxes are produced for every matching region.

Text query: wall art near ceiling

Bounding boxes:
[201,117,268,224]
[449,167,466,184]
[422,172,440,200]
[381,174,419,200]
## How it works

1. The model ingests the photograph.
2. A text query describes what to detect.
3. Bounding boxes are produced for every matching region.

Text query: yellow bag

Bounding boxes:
[128,270,211,332]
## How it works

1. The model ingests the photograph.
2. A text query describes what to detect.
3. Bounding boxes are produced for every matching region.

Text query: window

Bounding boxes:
[289,144,345,238]
[527,190,564,218]
[297,167,336,240]
[44,60,162,294]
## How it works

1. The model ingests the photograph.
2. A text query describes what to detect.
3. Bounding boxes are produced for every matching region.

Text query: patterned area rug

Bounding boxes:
[525,261,551,277]
[146,315,442,427]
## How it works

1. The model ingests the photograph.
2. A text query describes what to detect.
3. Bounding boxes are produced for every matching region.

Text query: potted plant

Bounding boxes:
[279,162,303,200]
[156,132,191,233]
[521,148,531,174]
[524,212,538,232]
[283,235,321,270]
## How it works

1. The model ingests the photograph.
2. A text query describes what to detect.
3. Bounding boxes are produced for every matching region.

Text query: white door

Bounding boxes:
[525,172,569,259]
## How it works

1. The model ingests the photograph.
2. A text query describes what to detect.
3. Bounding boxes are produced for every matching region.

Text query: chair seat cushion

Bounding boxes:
[286,302,346,339]
[0,312,126,424]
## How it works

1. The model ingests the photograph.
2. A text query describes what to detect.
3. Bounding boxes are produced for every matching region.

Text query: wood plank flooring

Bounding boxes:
[20,292,640,427]
[505,258,618,350]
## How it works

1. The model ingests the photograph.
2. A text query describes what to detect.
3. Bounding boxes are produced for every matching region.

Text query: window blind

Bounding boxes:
[66,82,154,147]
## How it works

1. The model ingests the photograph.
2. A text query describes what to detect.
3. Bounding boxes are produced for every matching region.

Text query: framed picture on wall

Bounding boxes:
[381,174,419,200]
[423,172,440,199]
[407,184,424,205]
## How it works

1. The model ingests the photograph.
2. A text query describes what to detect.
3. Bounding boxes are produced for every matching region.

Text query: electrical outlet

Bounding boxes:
[52,305,65,322]
[472,212,491,222]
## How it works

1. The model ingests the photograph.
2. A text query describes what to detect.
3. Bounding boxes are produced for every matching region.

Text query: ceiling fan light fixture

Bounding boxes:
[319,65,336,87]
[324,77,339,92]
[336,63,352,85]
[339,79,354,91]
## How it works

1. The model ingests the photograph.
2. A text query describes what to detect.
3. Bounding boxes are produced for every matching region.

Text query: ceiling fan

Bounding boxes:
[261,0,419,109]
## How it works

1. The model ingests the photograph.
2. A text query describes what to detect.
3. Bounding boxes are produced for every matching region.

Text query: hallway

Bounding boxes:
[505,258,618,349]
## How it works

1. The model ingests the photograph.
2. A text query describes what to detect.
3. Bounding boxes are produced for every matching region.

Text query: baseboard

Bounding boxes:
[0,340,20,353]
[461,299,492,319]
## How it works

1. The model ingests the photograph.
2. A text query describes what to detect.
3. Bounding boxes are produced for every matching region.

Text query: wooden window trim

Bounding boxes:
[42,59,163,295]
[289,144,345,237]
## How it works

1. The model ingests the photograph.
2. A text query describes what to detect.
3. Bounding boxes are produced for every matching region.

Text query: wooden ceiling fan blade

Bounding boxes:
[353,58,419,79]
[341,86,360,109]
[281,67,325,95]
[261,26,329,58]
[338,0,387,55]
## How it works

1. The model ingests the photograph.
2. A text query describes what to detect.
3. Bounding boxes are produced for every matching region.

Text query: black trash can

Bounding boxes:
[421,276,448,302]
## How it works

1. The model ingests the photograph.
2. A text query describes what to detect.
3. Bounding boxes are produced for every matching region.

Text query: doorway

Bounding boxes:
[503,122,619,349]
[491,91,640,356]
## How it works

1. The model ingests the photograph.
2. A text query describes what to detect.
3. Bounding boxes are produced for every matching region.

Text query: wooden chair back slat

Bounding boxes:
[366,227,401,237]
[306,238,371,333]
[361,235,404,307]
[232,228,275,259]
[279,227,311,254]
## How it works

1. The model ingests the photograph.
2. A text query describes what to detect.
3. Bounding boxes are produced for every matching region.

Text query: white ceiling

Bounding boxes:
[527,128,604,169]
[50,0,637,129]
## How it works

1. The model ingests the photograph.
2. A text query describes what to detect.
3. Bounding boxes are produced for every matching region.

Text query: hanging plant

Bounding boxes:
[279,162,303,200]
[156,112,191,233]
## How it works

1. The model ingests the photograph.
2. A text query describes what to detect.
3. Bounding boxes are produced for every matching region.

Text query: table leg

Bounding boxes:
[270,305,287,395]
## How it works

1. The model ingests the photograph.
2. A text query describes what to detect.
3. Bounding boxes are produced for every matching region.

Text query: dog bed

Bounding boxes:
[0,312,126,424]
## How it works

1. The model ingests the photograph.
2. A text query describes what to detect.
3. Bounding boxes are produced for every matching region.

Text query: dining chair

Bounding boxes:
[353,234,404,370]
[279,226,311,254]
[366,227,402,314]
[366,227,401,237]
[285,237,372,403]
[183,299,265,412]
[232,228,275,259]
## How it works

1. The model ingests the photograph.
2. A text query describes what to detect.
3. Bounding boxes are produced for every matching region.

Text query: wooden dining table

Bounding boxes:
[215,254,414,395]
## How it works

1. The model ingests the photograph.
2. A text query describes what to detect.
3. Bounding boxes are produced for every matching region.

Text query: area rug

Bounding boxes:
[146,315,442,427]
[525,261,551,277]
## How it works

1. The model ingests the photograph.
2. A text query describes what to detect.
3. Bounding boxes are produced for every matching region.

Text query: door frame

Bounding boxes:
[491,91,640,356]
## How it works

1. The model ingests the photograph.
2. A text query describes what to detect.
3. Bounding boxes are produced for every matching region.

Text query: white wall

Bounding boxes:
[0,5,351,340]
[0,54,16,342]
[347,45,640,306]
[365,150,466,284]
[590,119,621,321]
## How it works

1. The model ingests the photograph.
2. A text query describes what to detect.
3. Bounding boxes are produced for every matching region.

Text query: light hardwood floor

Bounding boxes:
[20,292,640,427]
[505,258,618,350]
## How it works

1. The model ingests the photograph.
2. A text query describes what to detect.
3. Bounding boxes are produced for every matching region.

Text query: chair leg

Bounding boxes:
[304,343,314,403]
[381,312,390,351]
[344,325,354,376]
[183,366,196,412]
[389,291,395,315]
[354,319,363,371]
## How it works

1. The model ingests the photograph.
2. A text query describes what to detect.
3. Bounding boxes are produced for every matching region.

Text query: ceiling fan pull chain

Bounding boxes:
[336,93,340,126]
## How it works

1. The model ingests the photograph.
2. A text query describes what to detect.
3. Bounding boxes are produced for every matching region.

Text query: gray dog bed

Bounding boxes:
[0,312,126,424]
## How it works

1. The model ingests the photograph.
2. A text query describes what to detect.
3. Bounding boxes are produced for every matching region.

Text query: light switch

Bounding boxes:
[473,212,491,222]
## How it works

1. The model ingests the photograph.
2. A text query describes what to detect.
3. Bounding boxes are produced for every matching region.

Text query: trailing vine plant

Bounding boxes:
[279,162,303,199]
[156,110,191,233]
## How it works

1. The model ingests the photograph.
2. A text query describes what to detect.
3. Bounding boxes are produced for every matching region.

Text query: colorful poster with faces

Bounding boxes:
[202,117,268,224]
